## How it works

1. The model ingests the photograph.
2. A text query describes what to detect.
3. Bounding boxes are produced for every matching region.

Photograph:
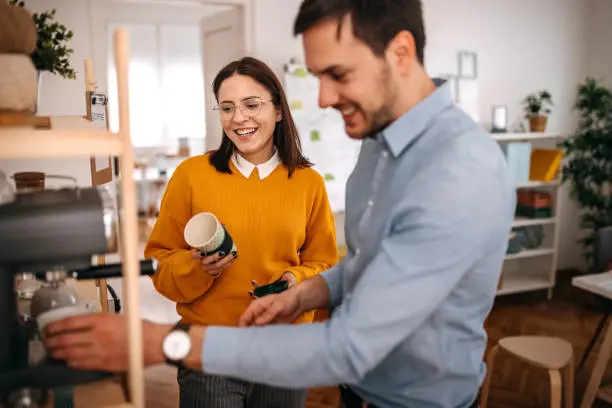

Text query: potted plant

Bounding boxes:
[522,90,553,132]
[9,0,76,80]
[560,77,612,270]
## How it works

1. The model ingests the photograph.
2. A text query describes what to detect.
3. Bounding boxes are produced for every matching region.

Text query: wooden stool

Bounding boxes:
[480,336,574,408]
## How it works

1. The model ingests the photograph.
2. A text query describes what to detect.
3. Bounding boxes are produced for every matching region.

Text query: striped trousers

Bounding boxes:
[177,367,307,408]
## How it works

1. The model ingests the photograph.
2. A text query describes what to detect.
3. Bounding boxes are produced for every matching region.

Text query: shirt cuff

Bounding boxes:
[321,266,342,309]
[202,326,242,376]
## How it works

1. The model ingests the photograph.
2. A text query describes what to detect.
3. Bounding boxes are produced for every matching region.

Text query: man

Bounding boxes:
[44,1,515,407]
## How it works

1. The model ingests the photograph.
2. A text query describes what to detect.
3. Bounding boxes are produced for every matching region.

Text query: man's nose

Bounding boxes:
[318,78,339,109]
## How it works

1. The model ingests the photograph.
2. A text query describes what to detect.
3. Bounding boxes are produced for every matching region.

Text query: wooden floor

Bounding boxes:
[144,270,612,407]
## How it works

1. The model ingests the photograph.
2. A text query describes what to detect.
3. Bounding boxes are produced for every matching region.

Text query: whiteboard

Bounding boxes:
[283,63,361,213]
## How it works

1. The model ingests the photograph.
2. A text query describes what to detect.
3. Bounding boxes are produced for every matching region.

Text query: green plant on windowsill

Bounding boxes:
[522,90,553,132]
[9,0,76,80]
[560,77,612,270]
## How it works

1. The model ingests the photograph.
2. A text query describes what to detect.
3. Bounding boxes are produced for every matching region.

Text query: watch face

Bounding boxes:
[162,330,191,361]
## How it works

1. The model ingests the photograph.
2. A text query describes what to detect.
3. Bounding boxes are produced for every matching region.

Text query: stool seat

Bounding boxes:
[499,336,573,370]
[480,336,575,408]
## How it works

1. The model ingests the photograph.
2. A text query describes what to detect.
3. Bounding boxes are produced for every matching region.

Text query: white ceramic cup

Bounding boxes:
[36,303,92,338]
[184,212,237,256]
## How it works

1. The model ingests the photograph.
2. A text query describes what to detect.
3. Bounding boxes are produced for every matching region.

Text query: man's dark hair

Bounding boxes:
[293,0,426,64]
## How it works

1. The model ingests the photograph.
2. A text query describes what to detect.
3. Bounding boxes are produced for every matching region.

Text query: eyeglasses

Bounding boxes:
[213,97,274,120]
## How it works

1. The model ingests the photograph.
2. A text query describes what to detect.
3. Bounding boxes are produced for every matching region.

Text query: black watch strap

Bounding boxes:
[164,321,191,368]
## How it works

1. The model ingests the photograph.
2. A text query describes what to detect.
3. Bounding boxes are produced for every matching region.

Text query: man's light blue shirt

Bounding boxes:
[203,79,515,408]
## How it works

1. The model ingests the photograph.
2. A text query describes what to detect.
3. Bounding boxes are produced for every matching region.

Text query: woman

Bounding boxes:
[144,56,338,408]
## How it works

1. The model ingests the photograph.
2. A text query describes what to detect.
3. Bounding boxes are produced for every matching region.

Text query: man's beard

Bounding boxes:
[362,63,397,138]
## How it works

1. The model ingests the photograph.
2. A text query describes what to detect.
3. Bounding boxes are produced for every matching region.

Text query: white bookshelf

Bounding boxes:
[0,29,144,408]
[493,132,564,299]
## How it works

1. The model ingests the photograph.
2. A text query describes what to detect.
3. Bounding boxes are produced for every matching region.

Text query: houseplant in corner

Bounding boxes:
[560,77,612,270]
[523,90,553,132]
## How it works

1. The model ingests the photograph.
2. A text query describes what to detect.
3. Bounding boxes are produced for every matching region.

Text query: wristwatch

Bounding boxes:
[162,321,192,368]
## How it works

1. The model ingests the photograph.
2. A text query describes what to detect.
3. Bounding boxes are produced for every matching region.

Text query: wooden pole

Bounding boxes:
[114,28,145,408]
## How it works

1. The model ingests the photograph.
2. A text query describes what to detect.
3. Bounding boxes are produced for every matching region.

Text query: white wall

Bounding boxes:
[586,0,612,86]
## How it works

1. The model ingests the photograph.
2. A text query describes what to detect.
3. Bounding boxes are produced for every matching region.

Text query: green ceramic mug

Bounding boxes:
[184,212,236,256]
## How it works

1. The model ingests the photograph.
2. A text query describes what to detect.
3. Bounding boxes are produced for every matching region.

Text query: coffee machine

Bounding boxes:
[0,185,155,407]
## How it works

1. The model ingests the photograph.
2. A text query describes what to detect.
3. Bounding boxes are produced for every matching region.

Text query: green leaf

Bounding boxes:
[310,130,322,141]
[324,173,335,181]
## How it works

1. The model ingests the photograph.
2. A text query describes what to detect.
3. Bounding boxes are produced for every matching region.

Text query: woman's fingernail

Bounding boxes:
[232,251,237,257]
[218,251,225,257]
[248,291,254,297]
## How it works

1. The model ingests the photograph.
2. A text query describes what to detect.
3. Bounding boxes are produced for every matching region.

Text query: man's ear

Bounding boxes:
[386,30,416,75]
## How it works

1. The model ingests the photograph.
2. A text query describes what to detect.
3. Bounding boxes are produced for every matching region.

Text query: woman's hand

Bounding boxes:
[191,250,236,277]
[249,272,297,298]
[279,271,297,287]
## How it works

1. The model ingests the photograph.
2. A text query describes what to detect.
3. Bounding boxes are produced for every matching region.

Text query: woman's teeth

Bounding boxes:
[235,128,257,136]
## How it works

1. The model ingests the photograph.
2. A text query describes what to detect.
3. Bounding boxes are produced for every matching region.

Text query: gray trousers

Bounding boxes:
[177,367,307,408]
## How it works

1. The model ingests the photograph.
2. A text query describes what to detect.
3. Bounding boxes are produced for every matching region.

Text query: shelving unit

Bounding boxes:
[493,132,564,299]
[0,29,144,408]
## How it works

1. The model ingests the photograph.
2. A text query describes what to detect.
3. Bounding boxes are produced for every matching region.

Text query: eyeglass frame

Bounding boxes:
[212,97,276,120]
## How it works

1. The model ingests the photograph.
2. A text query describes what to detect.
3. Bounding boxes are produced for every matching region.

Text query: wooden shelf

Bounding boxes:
[505,248,555,260]
[513,217,556,227]
[0,116,122,159]
[515,180,559,189]
[2,29,146,407]
[497,273,552,295]
[491,132,564,142]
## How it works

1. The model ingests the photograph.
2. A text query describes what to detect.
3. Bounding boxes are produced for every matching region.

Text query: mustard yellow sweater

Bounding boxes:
[144,154,338,326]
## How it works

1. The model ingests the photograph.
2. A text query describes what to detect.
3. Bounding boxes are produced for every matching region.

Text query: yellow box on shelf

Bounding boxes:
[529,148,563,182]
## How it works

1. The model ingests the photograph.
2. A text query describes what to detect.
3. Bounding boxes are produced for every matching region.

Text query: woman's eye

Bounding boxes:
[245,103,260,110]
[221,106,234,113]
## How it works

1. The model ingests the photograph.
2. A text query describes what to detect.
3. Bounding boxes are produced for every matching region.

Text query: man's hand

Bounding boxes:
[43,313,168,372]
[238,288,303,327]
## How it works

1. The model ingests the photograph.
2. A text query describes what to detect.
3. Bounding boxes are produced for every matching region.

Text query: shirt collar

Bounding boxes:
[380,78,453,158]
[231,150,280,179]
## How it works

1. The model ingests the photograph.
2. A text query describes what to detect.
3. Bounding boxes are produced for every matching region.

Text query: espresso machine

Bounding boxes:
[0,183,155,407]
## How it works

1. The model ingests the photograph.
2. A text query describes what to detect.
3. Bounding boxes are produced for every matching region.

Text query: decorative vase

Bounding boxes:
[529,115,548,132]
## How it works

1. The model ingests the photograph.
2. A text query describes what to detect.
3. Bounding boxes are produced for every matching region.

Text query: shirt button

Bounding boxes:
[367,199,374,207]
[355,248,361,255]
[381,151,389,158]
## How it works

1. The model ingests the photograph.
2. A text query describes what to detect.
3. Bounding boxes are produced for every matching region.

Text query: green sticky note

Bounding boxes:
[295,67,308,78]
[324,173,335,181]
[310,130,321,141]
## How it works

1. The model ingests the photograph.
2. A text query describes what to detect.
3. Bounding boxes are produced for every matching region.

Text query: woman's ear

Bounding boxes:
[276,107,282,122]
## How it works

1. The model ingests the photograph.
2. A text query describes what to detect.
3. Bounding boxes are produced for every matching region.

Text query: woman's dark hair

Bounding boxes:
[208,57,312,177]
[293,0,426,65]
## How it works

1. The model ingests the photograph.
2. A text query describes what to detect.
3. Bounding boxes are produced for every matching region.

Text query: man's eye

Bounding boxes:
[331,72,346,82]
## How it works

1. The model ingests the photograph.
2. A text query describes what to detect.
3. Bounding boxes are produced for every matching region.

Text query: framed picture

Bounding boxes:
[458,51,478,79]
[491,105,508,133]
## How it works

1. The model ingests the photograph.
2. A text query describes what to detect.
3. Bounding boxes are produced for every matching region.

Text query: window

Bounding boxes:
[106,23,206,149]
